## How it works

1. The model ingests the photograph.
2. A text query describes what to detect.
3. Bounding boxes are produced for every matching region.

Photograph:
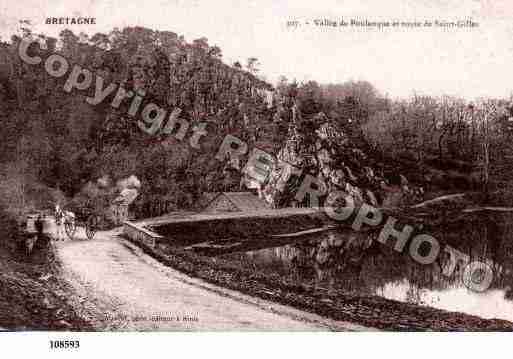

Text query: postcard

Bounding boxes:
[0,0,512,356]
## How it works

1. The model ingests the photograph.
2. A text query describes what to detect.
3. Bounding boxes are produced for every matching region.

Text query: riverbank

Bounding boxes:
[124,232,513,331]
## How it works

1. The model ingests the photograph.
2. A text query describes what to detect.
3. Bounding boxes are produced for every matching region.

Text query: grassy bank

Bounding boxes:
[0,210,92,330]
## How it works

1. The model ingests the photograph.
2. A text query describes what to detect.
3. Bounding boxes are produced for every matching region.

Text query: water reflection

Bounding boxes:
[221,213,513,321]
[379,280,513,322]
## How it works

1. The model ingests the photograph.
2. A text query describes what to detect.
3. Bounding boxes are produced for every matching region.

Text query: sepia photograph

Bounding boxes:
[1,0,513,355]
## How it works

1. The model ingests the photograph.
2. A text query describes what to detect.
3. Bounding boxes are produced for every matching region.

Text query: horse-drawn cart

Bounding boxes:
[63,200,107,240]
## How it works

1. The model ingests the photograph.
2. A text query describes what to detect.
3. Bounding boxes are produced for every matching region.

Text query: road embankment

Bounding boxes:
[123,223,513,331]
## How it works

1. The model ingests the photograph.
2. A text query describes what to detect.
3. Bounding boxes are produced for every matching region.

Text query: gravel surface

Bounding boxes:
[56,228,367,331]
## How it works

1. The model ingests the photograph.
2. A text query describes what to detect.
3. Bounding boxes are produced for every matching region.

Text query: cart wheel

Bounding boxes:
[65,220,77,240]
[85,215,98,240]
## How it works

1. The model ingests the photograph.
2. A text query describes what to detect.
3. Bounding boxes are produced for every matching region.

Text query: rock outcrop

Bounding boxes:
[258,113,422,208]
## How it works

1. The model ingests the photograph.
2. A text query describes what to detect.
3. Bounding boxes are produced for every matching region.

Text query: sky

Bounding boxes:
[1,0,513,99]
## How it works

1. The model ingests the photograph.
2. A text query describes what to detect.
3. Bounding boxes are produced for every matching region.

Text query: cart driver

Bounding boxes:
[54,204,65,241]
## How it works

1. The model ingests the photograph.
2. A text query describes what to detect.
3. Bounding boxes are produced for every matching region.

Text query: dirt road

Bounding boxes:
[55,226,369,331]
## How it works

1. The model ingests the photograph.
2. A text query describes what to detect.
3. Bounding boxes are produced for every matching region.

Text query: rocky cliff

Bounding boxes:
[257,112,422,209]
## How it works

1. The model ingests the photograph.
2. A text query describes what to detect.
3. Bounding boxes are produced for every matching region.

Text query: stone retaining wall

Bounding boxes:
[122,221,163,249]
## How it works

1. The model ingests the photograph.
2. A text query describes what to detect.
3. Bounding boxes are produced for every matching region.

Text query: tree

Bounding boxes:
[91,33,111,49]
[192,37,209,54]
[18,19,32,38]
[297,81,324,116]
[208,45,222,59]
[246,57,260,75]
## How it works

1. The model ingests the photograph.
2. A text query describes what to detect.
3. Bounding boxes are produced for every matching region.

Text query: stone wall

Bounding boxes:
[122,221,162,249]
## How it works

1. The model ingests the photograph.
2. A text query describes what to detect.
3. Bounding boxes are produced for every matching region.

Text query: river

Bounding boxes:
[217,212,513,322]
